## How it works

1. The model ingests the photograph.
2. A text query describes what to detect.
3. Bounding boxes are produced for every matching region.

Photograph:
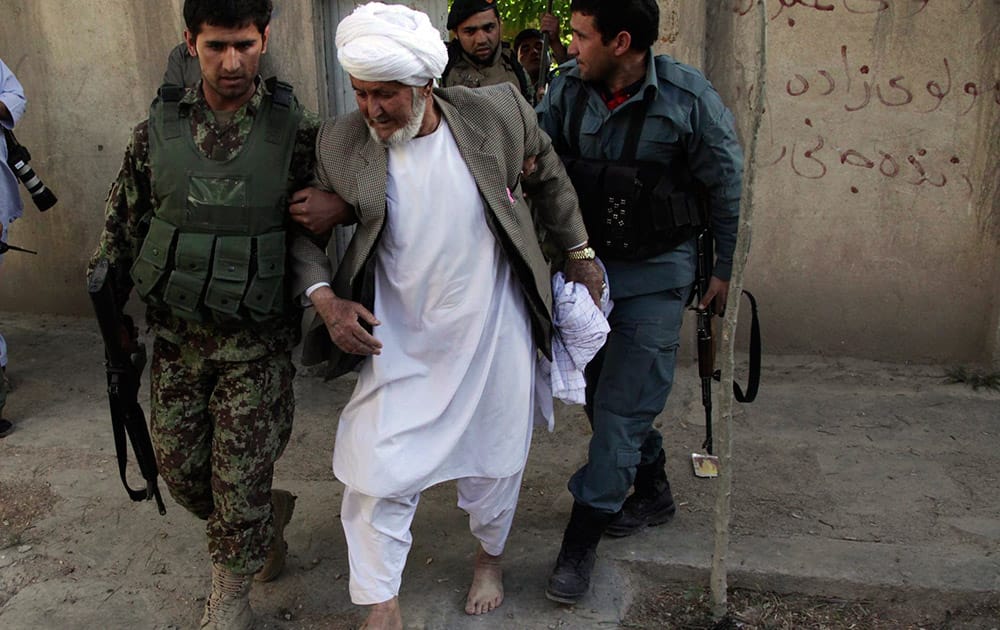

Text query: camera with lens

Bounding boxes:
[3,127,57,211]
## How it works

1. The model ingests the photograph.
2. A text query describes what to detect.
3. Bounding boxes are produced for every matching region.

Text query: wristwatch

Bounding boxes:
[565,246,596,261]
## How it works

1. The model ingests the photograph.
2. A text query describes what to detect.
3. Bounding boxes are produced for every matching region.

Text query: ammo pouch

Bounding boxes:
[561,86,705,261]
[131,218,288,323]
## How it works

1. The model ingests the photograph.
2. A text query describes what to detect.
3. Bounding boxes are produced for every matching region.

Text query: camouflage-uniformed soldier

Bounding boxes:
[88,1,322,627]
[441,0,532,102]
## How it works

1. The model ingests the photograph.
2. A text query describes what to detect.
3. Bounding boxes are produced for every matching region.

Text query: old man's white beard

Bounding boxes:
[369,88,427,147]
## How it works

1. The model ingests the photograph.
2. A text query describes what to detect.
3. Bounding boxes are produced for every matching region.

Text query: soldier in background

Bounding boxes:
[514,12,570,89]
[441,0,532,102]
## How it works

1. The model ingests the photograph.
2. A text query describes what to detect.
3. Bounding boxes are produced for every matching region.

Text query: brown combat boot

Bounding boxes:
[200,564,255,630]
[254,488,297,583]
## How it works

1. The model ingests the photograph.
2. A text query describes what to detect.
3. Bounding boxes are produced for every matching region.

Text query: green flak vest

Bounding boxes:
[131,82,302,323]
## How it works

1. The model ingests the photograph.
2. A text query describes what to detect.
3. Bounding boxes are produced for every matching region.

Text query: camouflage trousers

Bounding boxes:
[150,336,295,574]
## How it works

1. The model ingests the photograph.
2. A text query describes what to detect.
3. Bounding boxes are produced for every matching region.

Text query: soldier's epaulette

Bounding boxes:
[655,55,711,98]
[265,77,296,109]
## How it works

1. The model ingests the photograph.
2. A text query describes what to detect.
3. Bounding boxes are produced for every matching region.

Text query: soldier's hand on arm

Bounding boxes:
[289,187,356,236]
[310,286,382,356]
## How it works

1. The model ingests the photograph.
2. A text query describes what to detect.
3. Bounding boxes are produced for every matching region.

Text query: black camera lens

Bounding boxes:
[9,157,57,211]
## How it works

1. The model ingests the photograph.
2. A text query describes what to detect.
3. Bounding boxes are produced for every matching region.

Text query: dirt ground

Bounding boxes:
[624,584,1000,629]
[0,312,998,629]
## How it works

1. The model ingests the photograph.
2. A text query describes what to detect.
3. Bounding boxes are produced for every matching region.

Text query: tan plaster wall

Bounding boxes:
[0,0,323,315]
[654,0,706,68]
[705,0,1000,364]
[1,0,998,365]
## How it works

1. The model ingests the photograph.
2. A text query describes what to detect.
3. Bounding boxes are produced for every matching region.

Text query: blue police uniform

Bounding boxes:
[538,52,743,514]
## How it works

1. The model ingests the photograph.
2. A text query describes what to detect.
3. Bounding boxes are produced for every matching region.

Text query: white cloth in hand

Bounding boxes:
[535,266,612,431]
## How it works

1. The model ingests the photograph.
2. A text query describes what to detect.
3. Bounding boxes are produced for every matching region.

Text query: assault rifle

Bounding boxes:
[694,231,717,456]
[692,229,761,475]
[88,259,166,514]
[536,0,554,98]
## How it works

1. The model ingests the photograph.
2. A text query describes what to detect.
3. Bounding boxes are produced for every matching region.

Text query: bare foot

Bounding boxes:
[359,597,402,630]
[465,547,504,615]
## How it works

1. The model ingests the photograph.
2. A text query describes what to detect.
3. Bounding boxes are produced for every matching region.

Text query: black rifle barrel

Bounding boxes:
[695,230,715,454]
[536,0,555,96]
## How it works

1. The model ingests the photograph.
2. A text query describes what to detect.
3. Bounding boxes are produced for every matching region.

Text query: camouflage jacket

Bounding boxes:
[89,79,320,361]
[441,41,531,102]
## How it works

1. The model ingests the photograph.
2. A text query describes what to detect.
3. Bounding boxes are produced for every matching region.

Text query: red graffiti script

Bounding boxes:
[780,46,997,114]
[762,121,973,196]
[732,0,966,19]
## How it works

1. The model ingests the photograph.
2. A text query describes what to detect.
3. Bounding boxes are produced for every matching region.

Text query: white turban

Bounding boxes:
[336,2,448,87]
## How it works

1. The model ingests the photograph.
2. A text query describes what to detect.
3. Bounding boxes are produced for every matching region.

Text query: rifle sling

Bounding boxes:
[712,289,761,403]
[108,372,149,503]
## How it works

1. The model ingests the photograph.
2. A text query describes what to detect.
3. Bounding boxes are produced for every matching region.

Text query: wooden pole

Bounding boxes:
[710,0,768,620]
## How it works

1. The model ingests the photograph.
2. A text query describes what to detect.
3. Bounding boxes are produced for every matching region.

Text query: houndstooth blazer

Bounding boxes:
[291,82,589,373]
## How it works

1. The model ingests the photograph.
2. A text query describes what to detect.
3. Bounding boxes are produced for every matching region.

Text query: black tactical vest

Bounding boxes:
[560,85,705,261]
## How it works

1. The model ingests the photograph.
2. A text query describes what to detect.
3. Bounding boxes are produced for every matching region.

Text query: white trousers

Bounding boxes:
[341,470,524,605]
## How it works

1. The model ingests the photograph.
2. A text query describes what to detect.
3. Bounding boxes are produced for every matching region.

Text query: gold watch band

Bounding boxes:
[566,246,596,261]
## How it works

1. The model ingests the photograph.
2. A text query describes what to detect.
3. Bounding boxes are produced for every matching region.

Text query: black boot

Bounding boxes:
[605,449,676,537]
[546,502,617,604]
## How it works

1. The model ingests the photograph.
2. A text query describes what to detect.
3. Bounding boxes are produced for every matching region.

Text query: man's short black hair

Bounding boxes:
[513,28,543,53]
[184,0,273,36]
[570,0,658,51]
[447,0,500,32]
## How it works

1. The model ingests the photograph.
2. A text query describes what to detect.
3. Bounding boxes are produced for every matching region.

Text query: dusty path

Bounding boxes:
[0,312,997,628]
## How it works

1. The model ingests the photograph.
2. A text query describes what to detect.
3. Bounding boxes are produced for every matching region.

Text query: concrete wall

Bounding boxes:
[2,0,998,365]
[703,0,1000,365]
[0,0,324,316]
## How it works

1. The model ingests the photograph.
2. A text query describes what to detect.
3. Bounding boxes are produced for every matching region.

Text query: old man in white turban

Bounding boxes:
[290,3,603,628]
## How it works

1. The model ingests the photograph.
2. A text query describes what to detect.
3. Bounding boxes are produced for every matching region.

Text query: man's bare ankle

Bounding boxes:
[361,596,402,630]
[477,547,503,565]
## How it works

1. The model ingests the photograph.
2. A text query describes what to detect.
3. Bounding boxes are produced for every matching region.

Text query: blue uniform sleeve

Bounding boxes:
[536,75,568,149]
[687,86,743,280]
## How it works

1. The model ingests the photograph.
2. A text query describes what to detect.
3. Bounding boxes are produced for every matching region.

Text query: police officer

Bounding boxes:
[537,0,743,604]
[88,1,340,627]
[441,0,532,101]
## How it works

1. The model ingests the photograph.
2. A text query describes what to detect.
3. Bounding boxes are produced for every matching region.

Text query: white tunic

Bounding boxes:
[333,119,535,498]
